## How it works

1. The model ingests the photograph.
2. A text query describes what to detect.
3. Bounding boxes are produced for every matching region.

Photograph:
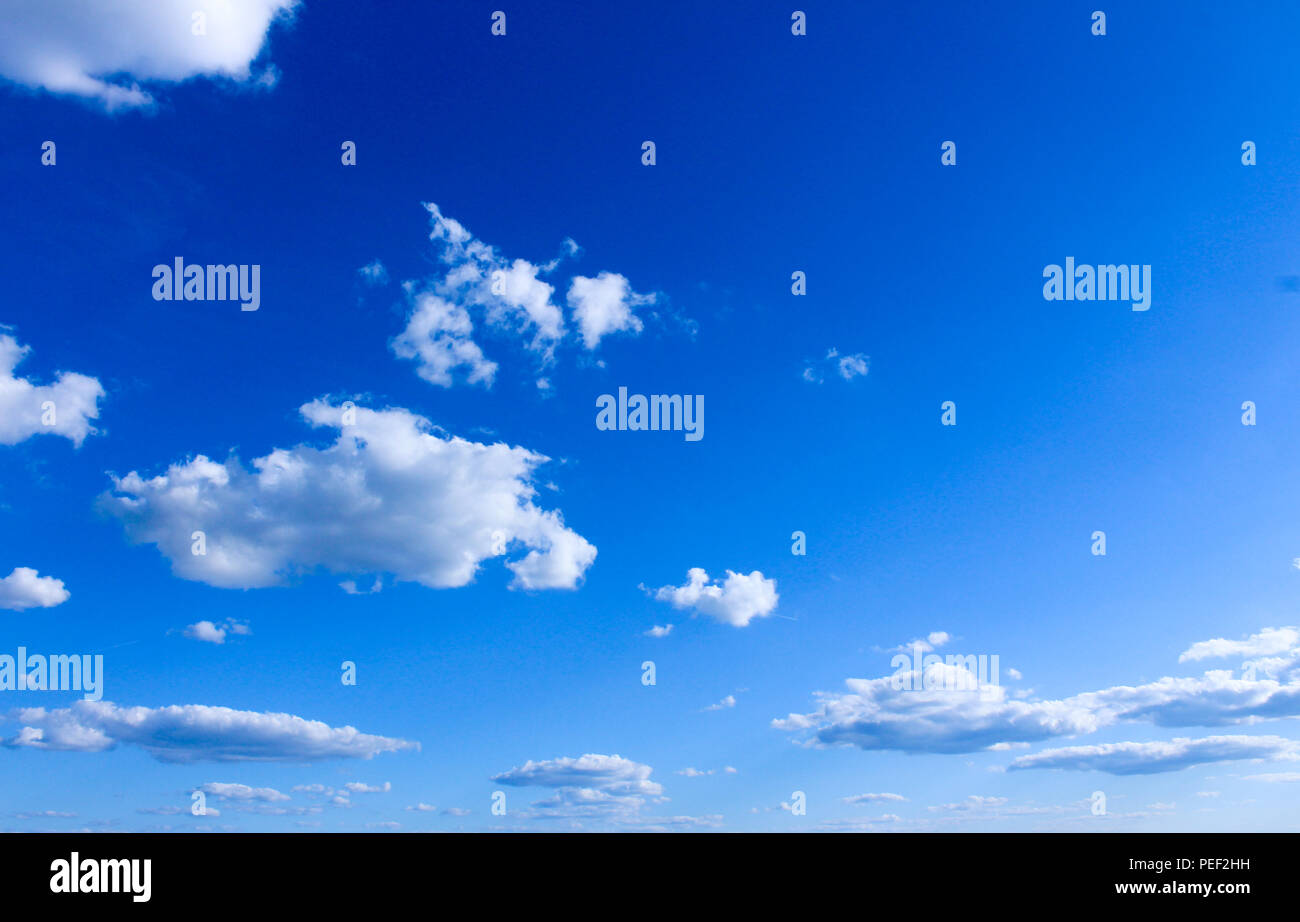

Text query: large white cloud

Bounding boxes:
[775,628,1300,762]
[0,567,70,611]
[0,0,298,111]
[1008,735,1300,775]
[5,700,417,762]
[100,399,596,590]
[0,334,103,447]
[652,567,779,627]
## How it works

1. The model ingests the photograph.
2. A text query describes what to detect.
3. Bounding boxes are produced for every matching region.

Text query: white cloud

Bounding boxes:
[491,753,665,823]
[199,782,288,802]
[1179,627,1300,663]
[405,802,437,812]
[653,567,778,628]
[802,348,869,384]
[0,334,103,447]
[390,204,660,387]
[567,272,653,349]
[0,0,298,111]
[1008,736,1300,775]
[5,700,418,762]
[705,694,737,711]
[0,567,70,611]
[391,292,498,388]
[889,631,952,654]
[775,627,1300,761]
[643,624,673,638]
[183,620,227,644]
[343,781,391,794]
[101,400,595,591]
[390,204,569,387]
[843,792,907,805]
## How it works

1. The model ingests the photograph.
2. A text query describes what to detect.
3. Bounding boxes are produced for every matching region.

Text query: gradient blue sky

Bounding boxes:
[1,0,1299,831]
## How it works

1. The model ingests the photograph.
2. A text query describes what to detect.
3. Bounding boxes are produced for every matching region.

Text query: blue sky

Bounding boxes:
[1,0,1300,831]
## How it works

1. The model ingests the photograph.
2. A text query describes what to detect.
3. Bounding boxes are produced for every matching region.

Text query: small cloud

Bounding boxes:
[843,792,907,805]
[0,567,70,611]
[644,624,673,638]
[181,618,252,644]
[704,694,737,712]
[344,781,391,794]
[358,260,389,285]
[340,577,383,596]
[652,568,778,628]
[405,803,437,813]
[803,348,869,384]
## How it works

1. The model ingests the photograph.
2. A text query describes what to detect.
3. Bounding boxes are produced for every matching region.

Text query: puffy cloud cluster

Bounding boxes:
[652,567,779,628]
[0,333,103,447]
[0,567,70,611]
[491,753,665,821]
[391,204,655,387]
[0,0,298,111]
[775,626,1300,773]
[5,700,418,762]
[101,400,596,591]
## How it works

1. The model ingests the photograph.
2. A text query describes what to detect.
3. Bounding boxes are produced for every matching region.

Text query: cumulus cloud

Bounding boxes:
[199,782,288,802]
[344,781,391,794]
[0,567,70,611]
[774,662,1100,754]
[802,348,869,384]
[1008,735,1300,775]
[390,204,658,387]
[181,618,249,644]
[0,334,103,447]
[567,272,654,349]
[652,567,779,628]
[491,753,666,822]
[1179,627,1300,663]
[4,700,418,762]
[643,624,673,638]
[100,400,595,591]
[776,627,1300,766]
[0,0,298,111]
